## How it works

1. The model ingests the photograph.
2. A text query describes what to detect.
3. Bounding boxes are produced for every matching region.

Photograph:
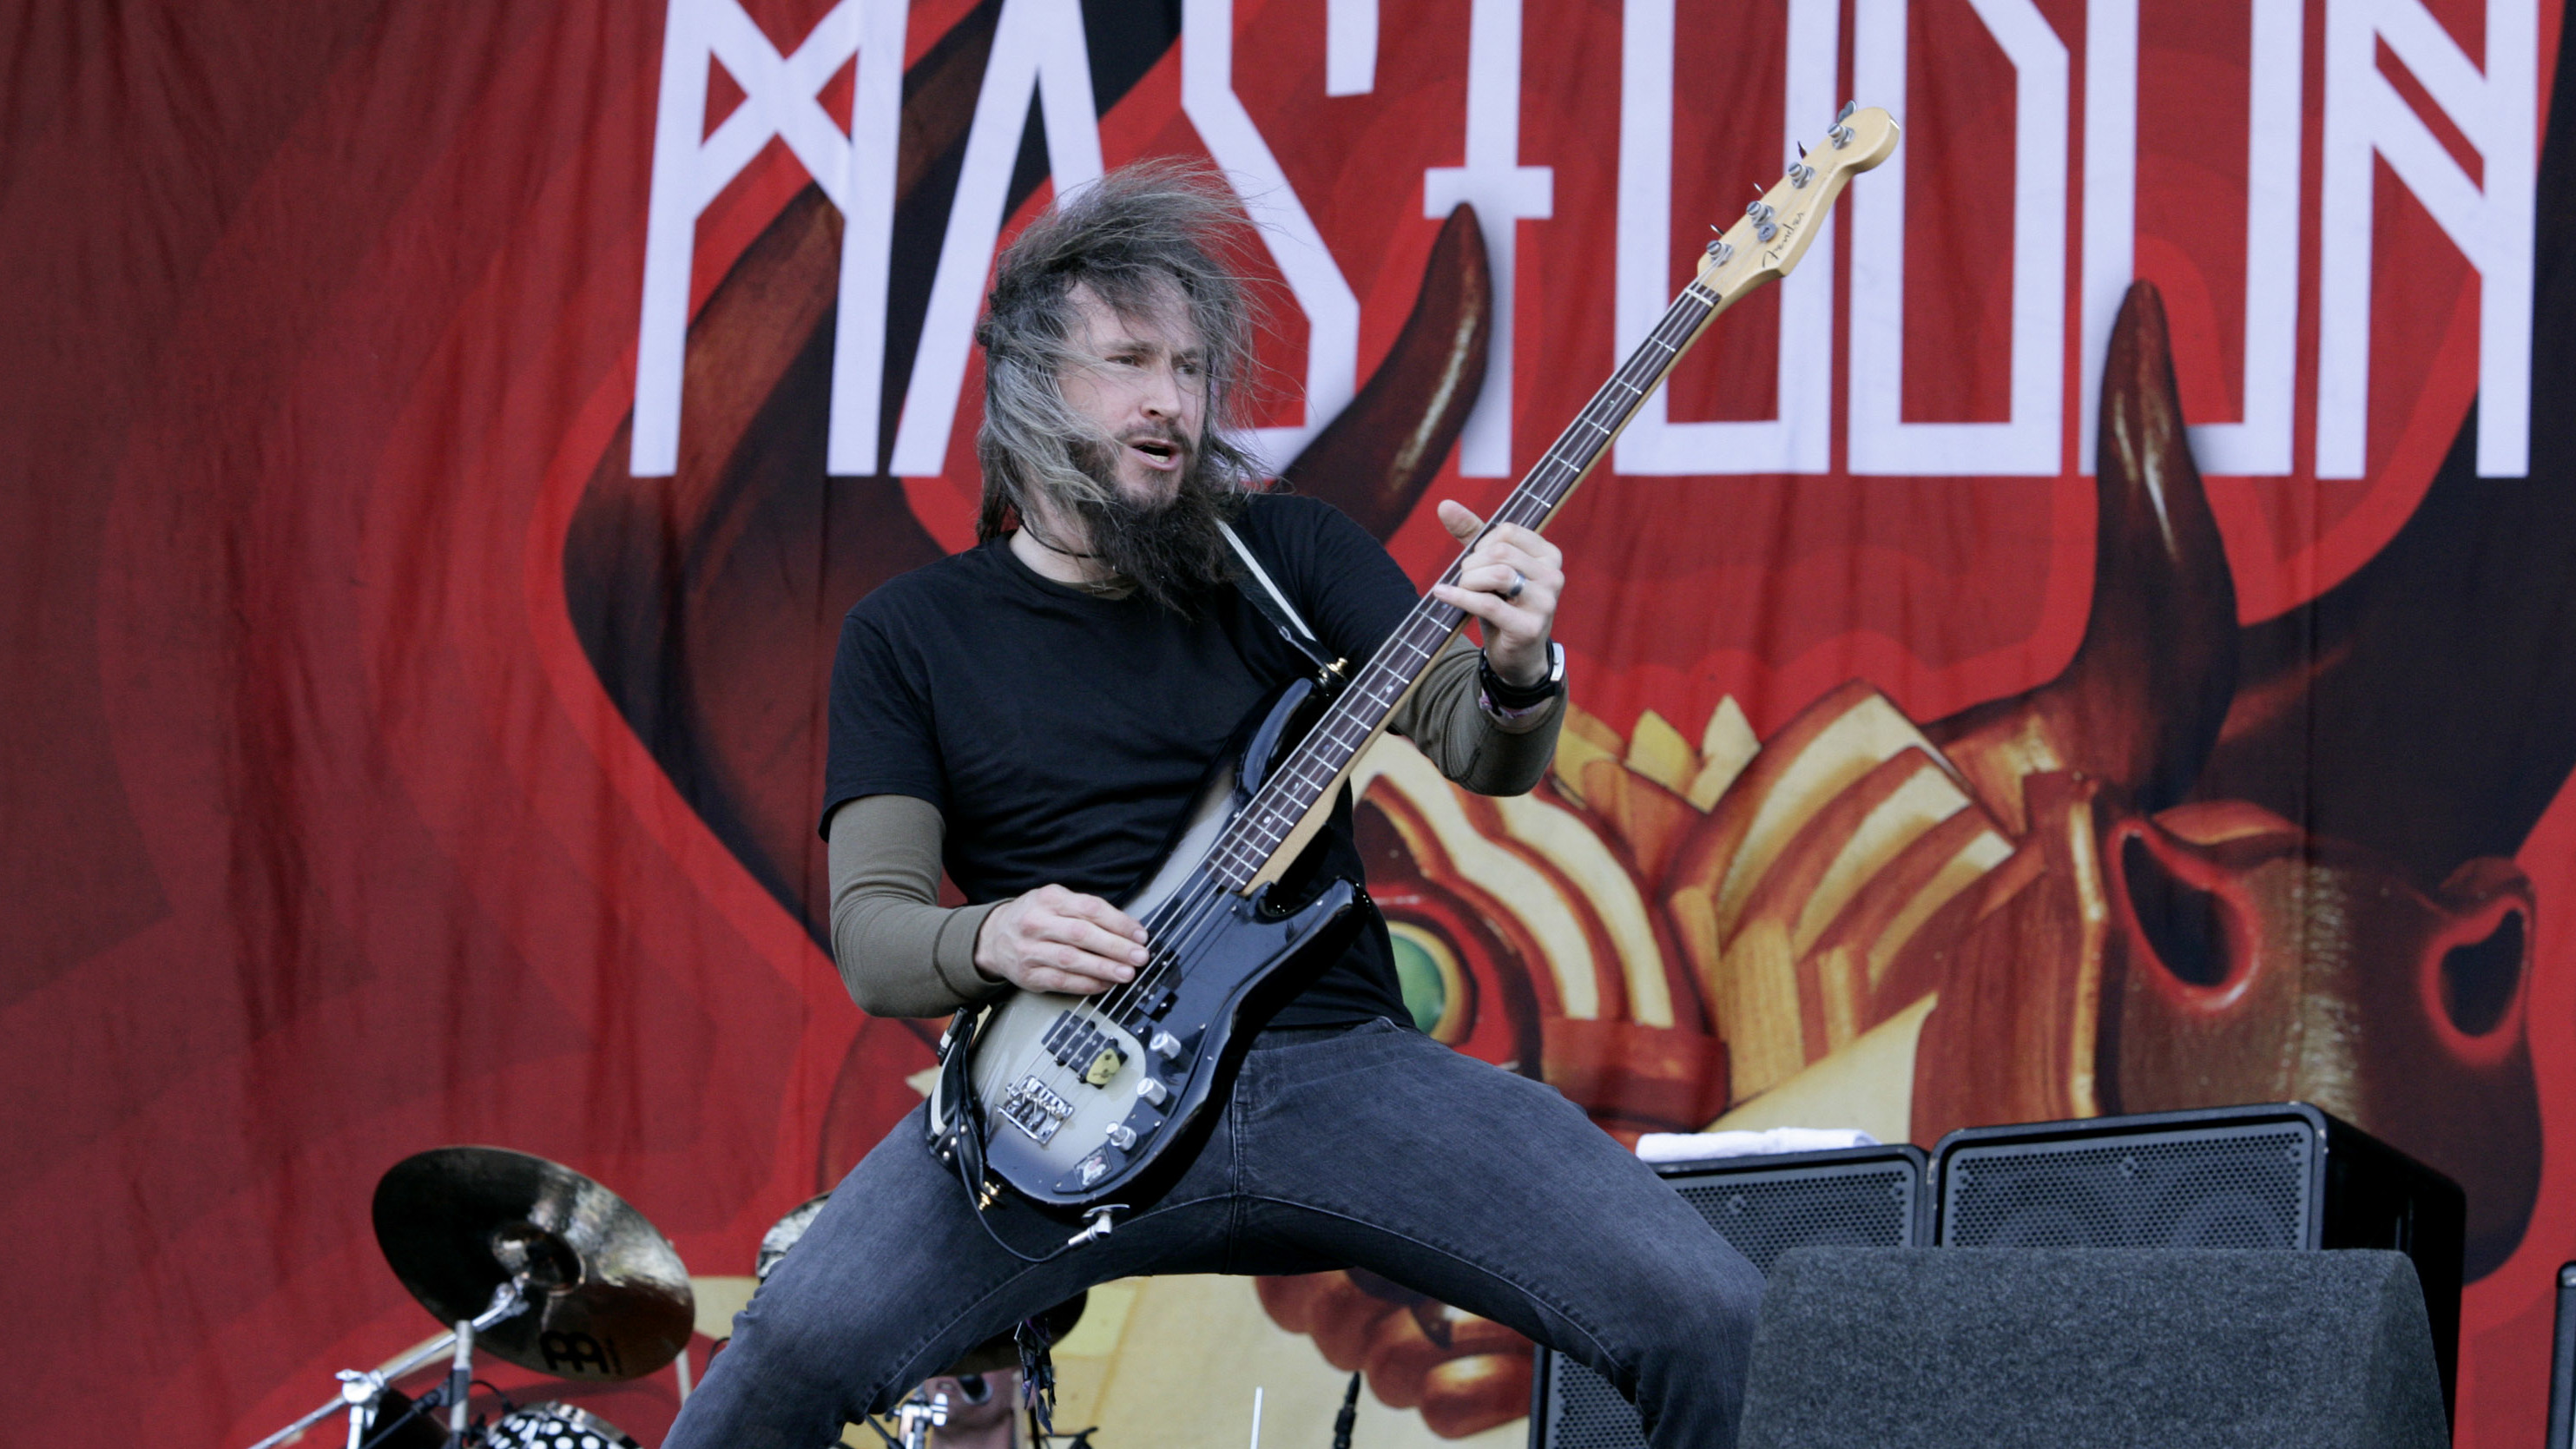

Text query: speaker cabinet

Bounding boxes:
[1526,1145,1929,1449]
[1931,1102,2464,1423]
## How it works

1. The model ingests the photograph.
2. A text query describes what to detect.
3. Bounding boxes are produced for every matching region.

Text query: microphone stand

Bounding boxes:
[1331,1371,1360,1449]
[245,1281,530,1449]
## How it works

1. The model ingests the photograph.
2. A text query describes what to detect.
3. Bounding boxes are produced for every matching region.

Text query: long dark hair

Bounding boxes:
[972,161,1269,543]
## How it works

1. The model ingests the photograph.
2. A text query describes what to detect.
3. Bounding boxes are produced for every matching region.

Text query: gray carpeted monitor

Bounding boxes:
[1736,1248,2448,1449]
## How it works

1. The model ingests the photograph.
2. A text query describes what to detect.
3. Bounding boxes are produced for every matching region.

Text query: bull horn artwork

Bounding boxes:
[1923,283,2239,833]
[1279,204,1492,537]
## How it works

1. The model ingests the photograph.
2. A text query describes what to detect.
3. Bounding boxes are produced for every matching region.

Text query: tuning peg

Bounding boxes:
[1704,238,1734,266]
[1796,141,1808,159]
[1837,100,1857,121]
[1787,162,1816,189]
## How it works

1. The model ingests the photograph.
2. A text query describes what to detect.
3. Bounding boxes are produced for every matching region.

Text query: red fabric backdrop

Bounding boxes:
[3,1,2571,1444]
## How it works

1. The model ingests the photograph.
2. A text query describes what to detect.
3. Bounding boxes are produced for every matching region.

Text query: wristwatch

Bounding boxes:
[1479,641,1566,713]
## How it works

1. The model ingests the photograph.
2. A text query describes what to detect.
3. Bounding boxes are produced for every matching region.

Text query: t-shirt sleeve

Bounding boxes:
[1251,493,1420,665]
[820,600,948,838]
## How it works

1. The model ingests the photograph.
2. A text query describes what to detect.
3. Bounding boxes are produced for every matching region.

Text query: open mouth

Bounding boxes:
[1127,437,1183,469]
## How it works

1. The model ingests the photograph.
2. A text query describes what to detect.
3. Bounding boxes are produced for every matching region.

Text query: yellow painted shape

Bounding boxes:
[1717,920,1803,1098]
[1624,709,1697,795]
[1055,1278,1139,1357]
[1715,691,1929,942]
[1791,767,1971,958]
[1550,706,1622,806]
[691,1274,758,1342]
[1711,993,1936,1146]
[1688,696,1759,810]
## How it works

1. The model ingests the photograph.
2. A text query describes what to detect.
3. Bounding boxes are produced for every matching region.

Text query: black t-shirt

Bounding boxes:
[820,491,1417,1028]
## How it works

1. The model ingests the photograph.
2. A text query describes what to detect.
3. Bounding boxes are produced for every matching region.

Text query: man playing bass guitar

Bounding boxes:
[662,163,1765,1449]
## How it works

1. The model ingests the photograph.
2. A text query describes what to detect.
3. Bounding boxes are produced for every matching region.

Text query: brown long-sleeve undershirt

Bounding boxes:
[826,635,1563,1018]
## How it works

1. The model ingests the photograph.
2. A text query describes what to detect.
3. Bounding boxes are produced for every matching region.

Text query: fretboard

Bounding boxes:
[1206,275,1727,893]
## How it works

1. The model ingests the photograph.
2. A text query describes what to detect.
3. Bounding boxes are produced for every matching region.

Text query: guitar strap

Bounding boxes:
[1220,519,1349,691]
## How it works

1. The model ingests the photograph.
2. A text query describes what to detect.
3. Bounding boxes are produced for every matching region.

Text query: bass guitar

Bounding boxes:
[932,105,1901,1228]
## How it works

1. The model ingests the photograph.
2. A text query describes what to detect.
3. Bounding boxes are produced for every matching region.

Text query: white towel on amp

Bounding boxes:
[1633,1127,1880,1163]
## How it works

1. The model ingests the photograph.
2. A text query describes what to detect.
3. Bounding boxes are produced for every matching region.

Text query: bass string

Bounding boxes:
[996,873,1238,1133]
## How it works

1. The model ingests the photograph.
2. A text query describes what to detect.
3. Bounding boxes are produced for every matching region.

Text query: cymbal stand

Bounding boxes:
[894,1387,950,1449]
[246,1280,530,1449]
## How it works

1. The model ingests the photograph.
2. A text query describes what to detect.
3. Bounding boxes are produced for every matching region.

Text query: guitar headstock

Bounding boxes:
[1694,104,1900,306]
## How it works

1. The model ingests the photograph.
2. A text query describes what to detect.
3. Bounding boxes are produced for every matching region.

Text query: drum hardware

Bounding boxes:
[761,1194,1097,1449]
[894,1386,950,1449]
[357,1384,466,1449]
[243,1148,691,1449]
[484,1400,641,1449]
[246,1281,528,1449]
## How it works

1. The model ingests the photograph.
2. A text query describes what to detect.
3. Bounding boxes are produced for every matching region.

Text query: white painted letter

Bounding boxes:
[1614,0,1840,475]
[1183,0,1362,474]
[1423,0,1556,477]
[634,0,906,477]
[2080,0,2303,476]
[1848,0,2070,476]
[889,0,1104,478]
[2316,0,2534,478]
[1328,0,1377,96]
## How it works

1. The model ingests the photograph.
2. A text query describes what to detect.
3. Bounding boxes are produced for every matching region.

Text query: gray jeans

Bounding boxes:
[665,1019,1763,1448]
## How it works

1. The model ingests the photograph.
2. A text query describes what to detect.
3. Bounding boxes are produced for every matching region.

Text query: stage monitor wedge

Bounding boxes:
[1527,1143,1929,1449]
[1930,1102,2464,1425]
[1736,1247,2448,1449]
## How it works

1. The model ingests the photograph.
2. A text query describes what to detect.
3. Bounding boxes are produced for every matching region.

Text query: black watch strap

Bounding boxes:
[1479,642,1565,711]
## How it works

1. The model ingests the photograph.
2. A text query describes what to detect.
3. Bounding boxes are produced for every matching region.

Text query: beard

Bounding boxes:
[1059,435,1240,614]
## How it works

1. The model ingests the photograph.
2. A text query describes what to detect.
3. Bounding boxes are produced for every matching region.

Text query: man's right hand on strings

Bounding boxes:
[973,884,1151,994]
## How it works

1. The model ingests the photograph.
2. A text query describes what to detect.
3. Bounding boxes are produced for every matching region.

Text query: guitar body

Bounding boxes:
[930,680,1368,1212]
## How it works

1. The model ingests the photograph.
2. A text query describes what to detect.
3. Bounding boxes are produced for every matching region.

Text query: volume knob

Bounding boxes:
[1136,1077,1170,1107]
[1150,1031,1183,1061]
[1104,1123,1137,1150]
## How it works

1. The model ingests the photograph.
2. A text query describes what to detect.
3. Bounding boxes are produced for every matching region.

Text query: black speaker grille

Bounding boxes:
[1543,1352,1654,1449]
[1672,1162,1918,1274]
[1940,1121,2314,1249]
[1537,1157,1920,1449]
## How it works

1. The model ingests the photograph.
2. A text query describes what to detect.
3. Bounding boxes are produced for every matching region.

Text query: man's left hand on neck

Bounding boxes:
[1427,498,1565,688]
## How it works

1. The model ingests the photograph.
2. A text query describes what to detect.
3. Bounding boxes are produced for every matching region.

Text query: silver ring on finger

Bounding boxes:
[1503,568,1527,602]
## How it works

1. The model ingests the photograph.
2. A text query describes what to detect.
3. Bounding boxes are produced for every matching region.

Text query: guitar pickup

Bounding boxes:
[1042,1011,1129,1087]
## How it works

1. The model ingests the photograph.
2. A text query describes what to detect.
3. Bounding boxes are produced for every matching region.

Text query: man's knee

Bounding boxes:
[1634,1252,1763,1370]
[720,1284,889,1412]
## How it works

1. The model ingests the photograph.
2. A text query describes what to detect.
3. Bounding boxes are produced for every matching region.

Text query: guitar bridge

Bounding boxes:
[1000,1076,1074,1145]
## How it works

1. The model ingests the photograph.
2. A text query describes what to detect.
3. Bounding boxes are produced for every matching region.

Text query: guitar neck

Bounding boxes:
[1207,277,1732,892]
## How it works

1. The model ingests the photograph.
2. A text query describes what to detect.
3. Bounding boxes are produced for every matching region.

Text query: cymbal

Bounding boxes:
[754,1193,833,1282]
[372,1147,693,1382]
